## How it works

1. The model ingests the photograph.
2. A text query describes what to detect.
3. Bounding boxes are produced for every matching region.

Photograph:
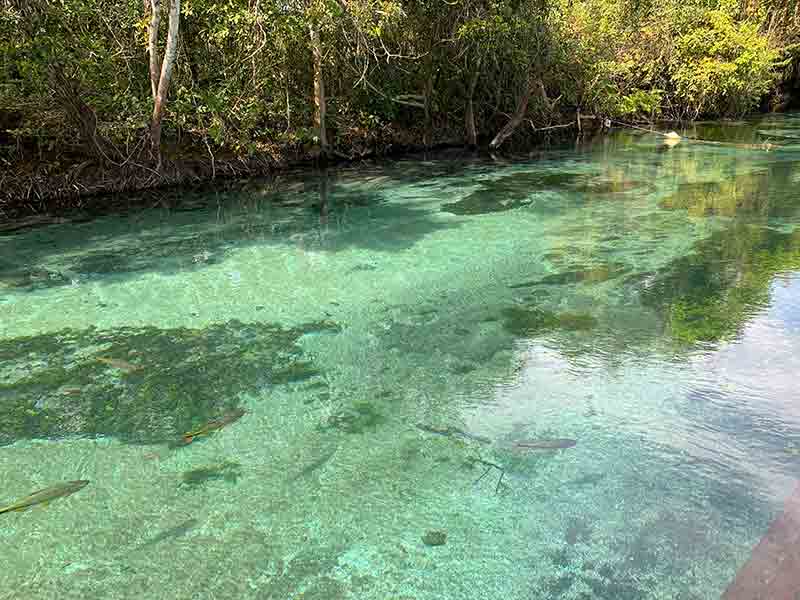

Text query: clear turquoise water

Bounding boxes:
[3,118,800,598]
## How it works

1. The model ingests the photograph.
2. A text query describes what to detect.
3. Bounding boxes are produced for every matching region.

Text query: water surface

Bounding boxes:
[3,117,800,599]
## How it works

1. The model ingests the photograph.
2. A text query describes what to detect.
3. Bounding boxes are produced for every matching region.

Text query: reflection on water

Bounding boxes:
[3,115,800,598]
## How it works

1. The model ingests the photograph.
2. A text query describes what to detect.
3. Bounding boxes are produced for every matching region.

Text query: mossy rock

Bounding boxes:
[0,319,336,445]
[422,530,447,546]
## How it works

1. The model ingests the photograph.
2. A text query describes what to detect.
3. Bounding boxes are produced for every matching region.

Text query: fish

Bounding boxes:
[180,408,247,445]
[415,423,491,444]
[514,438,577,450]
[0,480,89,514]
[97,357,143,372]
[138,519,198,548]
[292,447,338,481]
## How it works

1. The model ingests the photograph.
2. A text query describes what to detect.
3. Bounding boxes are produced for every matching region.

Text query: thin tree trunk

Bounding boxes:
[285,75,291,132]
[148,0,161,101]
[465,59,481,148]
[48,66,110,160]
[150,0,180,168]
[310,23,328,160]
[423,71,434,148]
[489,77,533,150]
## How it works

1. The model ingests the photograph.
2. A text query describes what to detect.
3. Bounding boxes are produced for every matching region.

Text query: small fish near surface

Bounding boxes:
[0,480,89,515]
[97,357,143,372]
[515,438,577,450]
[179,408,247,445]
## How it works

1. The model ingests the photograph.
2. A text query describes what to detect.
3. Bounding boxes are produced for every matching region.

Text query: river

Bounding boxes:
[3,116,800,599]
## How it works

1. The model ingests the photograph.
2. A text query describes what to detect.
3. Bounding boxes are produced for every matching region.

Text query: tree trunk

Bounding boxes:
[310,23,328,160]
[489,77,533,150]
[48,66,110,160]
[423,71,434,148]
[147,0,161,101]
[150,0,180,168]
[465,60,481,148]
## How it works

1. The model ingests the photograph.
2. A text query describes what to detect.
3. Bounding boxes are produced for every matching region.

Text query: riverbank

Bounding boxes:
[0,128,469,223]
[0,123,592,224]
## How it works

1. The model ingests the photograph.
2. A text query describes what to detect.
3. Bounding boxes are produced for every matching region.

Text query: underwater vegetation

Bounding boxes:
[440,170,583,215]
[0,319,338,445]
[440,169,646,216]
[509,263,627,289]
[321,400,386,435]
[501,307,598,337]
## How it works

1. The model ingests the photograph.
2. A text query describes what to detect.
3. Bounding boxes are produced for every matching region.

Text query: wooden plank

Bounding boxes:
[722,483,800,600]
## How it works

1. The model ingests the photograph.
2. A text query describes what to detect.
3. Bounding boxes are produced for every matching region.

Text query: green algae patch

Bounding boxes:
[321,401,386,435]
[0,266,72,291]
[441,170,583,215]
[537,263,627,286]
[0,319,335,445]
[501,307,597,337]
[440,169,646,216]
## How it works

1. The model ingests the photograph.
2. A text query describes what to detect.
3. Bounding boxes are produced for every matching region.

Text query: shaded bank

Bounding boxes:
[0,129,589,223]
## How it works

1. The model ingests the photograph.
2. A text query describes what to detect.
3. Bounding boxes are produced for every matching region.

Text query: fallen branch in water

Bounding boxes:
[527,120,575,133]
[469,456,506,494]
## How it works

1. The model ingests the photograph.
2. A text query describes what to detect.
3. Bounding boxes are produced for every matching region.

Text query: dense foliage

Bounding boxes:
[0,0,796,207]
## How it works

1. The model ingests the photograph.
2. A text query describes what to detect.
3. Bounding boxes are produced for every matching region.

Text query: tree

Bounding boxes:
[148,0,181,167]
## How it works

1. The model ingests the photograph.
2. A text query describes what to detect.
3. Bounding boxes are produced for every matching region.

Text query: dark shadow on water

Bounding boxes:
[0,131,699,292]
[0,164,470,293]
[440,169,651,216]
[0,319,338,445]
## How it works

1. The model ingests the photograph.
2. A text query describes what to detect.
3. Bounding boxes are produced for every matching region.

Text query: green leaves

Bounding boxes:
[671,9,780,117]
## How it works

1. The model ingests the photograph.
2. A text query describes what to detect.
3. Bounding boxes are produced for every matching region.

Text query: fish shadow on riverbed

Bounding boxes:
[180,461,242,490]
[137,518,199,549]
[290,445,339,483]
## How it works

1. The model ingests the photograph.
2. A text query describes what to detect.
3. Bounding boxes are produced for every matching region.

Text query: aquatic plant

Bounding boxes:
[441,171,583,216]
[0,319,337,445]
[501,307,597,337]
[321,401,386,435]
